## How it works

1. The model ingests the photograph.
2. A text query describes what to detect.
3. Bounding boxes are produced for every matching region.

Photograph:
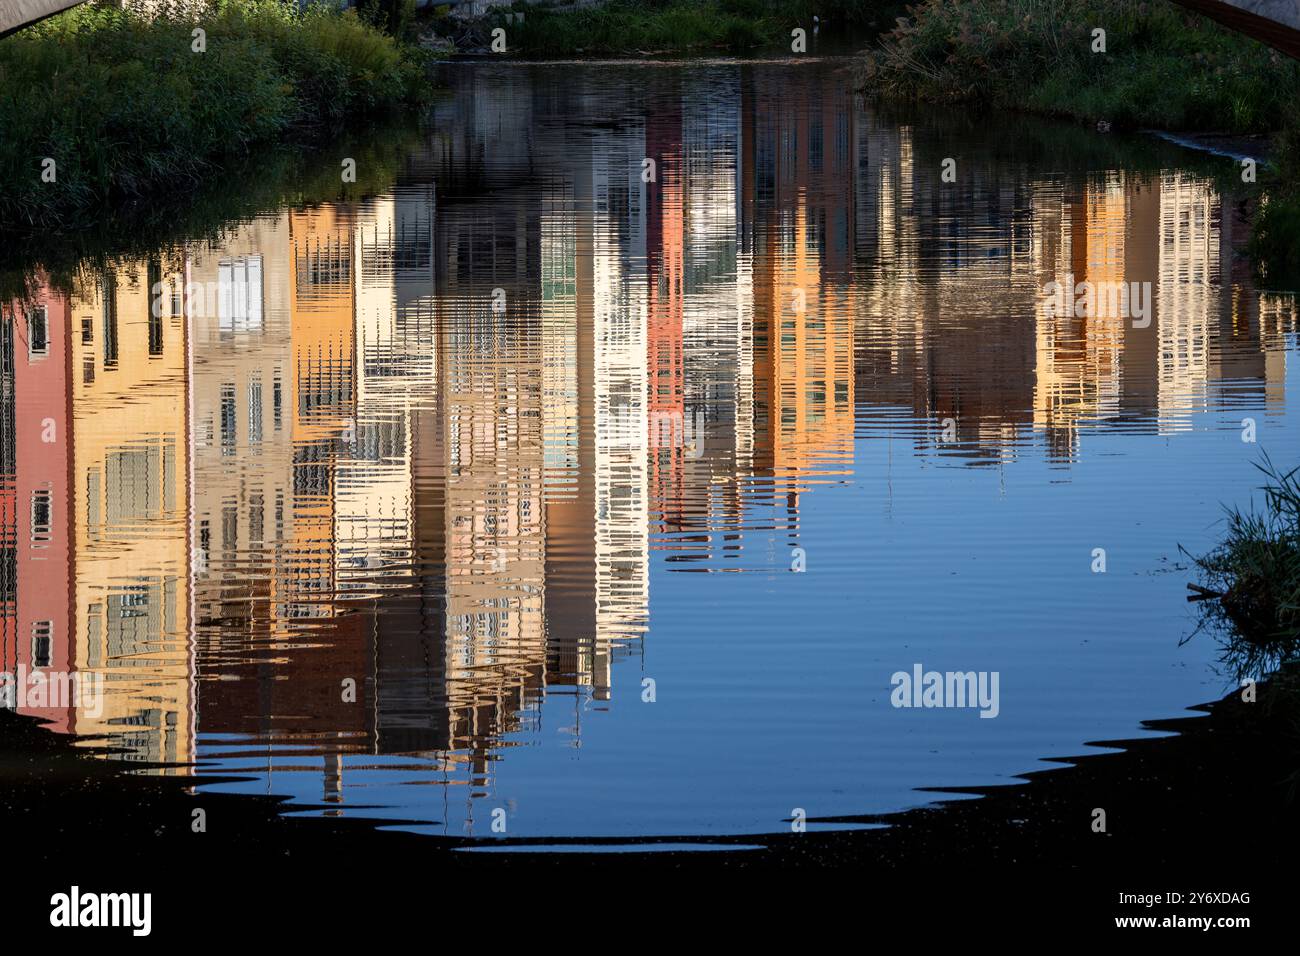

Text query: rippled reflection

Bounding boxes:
[2,61,1297,835]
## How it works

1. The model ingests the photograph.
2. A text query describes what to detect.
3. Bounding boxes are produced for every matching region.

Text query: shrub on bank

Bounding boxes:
[862,0,1300,132]
[1248,105,1300,288]
[1250,188,1300,289]
[1189,456,1300,664]
[0,1,434,231]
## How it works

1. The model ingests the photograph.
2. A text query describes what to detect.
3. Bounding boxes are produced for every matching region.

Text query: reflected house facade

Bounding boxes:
[677,79,755,552]
[269,205,376,780]
[744,65,856,508]
[360,186,447,756]
[427,72,656,707]
[433,169,549,756]
[337,194,424,594]
[1,283,74,730]
[68,257,192,765]
[539,175,599,697]
[189,205,379,793]
[588,125,651,696]
[1157,172,1215,426]
[537,108,653,702]
[1032,175,1130,453]
[188,214,316,746]
[862,119,1039,458]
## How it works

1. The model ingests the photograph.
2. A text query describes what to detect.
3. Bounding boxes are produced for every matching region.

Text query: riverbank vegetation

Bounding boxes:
[469,0,901,57]
[858,0,1300,287]
[862,0,1300,130]
[0,1,435,233]
[1250,122,1300,286]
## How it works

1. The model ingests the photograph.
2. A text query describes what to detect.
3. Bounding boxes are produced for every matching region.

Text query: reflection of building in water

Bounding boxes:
[1032,176,1128,455]
[751,198,855,481]
[362,185,445,757]
[283,203,363,639]
[188,216,294,628]
[335,193,429,592]
[647,100,687,528]
[856,111,1292,461]
[1156,172,1215,429]
[1,283,75,731]
[191,207,378,796]
[539,174,599,696]
[185,195,442,784]
[186,213,361,757]
[744,66,856,520]
[541,123,652,705]
[434,184,548,754]
[589,127,650,696]
[67,258,193,765]
[412,71,661,748]
[679,78,755,550]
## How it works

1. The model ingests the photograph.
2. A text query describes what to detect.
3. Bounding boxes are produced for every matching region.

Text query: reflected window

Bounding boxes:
[218,256,264,333]
[30,488,51,544]
[27,307,49,358]
[220,384,237,455]
[248,380,263,444]
[149,312,164,356]
[299,238,350,289]
[163,441,176,513]
[86,605,102,669]
[105,447,160,524]
[108,584,155,664]
[197,520,210,575]
[86,468,101,534]
[102,274,118,368]
[31,621,52,668]
[249,494,264,545]
[222,504,237,554]
[147,259,164,356]
[0,547,14,621]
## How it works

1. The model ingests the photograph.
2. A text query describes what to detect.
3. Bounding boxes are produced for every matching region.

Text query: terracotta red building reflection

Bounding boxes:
[1,281,75,731]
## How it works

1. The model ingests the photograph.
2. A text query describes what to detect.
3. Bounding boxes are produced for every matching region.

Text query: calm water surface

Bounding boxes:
[2,59,1297,837]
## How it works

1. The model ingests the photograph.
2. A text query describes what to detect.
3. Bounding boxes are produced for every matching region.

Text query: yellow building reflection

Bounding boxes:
[69,257,192,766]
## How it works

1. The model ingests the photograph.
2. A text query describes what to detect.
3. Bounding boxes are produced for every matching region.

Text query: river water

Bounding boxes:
[2,58,1296,838]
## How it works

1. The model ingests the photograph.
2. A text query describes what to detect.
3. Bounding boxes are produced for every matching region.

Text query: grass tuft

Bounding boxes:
[1187,454,1300,677]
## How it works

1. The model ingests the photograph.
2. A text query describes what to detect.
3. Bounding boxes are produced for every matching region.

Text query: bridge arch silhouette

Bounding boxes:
[1,1,85,39]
